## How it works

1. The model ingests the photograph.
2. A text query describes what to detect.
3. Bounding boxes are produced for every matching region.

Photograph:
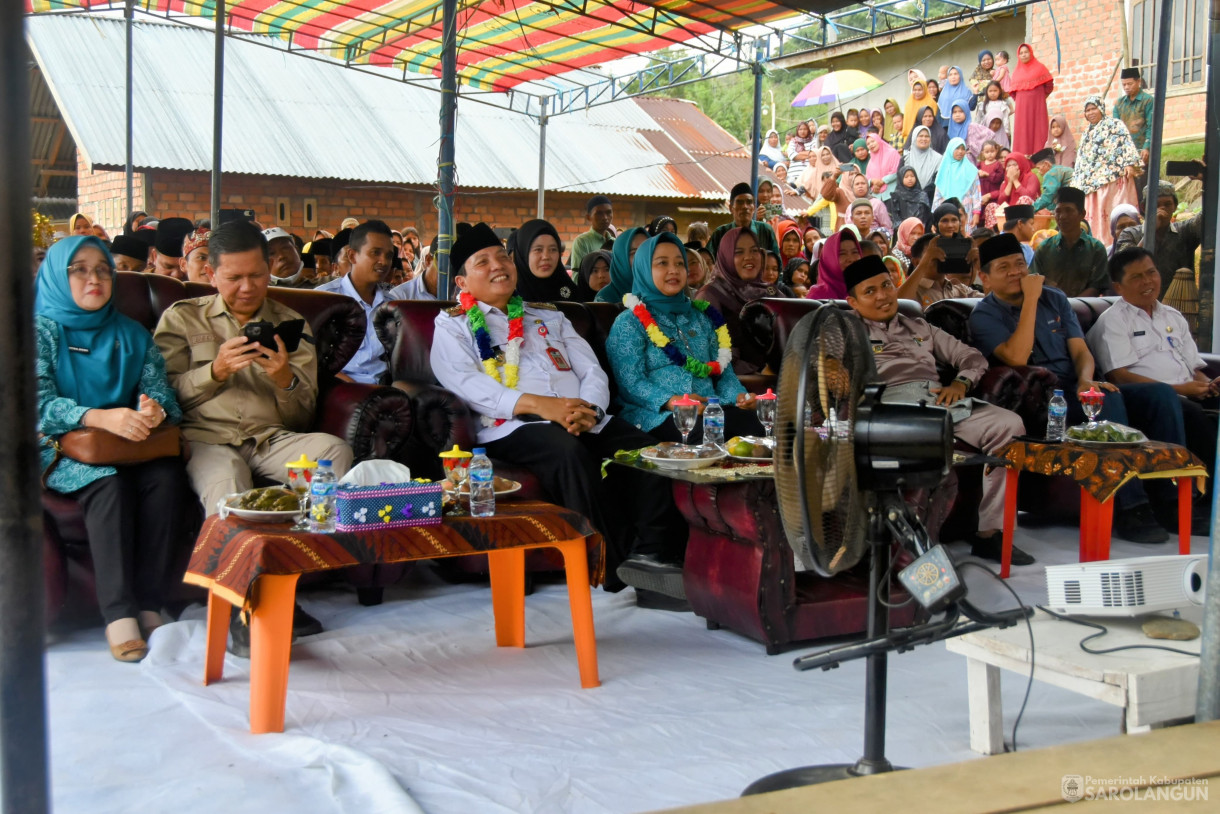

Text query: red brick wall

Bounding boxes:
[1026,5,1206,144]
[77,164,723,247]
[75,149,148,233]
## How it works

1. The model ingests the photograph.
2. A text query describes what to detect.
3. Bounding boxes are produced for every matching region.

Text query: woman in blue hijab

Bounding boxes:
[605,232,762,441]
[35,235,187,663]
[937,66,976,131]
[594,226,648,304]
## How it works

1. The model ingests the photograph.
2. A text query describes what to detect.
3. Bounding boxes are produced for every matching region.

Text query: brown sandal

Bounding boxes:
[108,638,149,663]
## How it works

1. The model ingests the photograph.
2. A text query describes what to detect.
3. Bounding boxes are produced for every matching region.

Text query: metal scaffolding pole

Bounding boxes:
[1196,0,1220,722]
[0,4,49,813]
[749,50,763,200]
[1142,0,1175,257]
[1200,0,1219,353]
[125,0,134,215]
[436,0,458,299]
[537,97,549,219]
[211,1,225,226]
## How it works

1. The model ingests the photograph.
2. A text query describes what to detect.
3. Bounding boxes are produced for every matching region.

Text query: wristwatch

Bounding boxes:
[594,405,606,423]
[953,375,973,390]
[283,375,299,391]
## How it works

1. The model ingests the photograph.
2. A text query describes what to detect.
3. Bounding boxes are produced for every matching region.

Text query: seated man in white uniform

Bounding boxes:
[316,219,395,384]
[429,223,689,607]
[843,254,1031,565]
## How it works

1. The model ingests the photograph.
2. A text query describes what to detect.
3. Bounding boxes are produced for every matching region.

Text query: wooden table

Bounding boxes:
[999,440,1206,578]
[184,500,604,734]
[944,609,1200,755]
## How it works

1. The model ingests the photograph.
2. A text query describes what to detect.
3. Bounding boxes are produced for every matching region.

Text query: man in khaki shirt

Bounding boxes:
[154,220,353,516]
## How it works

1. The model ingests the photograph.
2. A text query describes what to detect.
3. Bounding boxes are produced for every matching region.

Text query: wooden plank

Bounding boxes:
[649,721,1220,814]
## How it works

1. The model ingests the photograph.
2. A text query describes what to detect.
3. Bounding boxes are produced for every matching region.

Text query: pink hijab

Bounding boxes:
[864,133,901,186]
[805,228,859,300]
[896,217,923,255]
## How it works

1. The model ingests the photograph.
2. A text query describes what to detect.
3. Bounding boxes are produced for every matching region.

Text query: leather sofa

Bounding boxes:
[924,295,1219,519]
[43,272,415,622]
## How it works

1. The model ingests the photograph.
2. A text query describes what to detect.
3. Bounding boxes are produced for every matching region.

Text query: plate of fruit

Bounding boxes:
[1066,421,1147,449]
[725,435,774,461]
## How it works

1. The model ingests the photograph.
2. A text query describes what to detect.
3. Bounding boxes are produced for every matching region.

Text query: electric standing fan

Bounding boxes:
[745,306,1025,794]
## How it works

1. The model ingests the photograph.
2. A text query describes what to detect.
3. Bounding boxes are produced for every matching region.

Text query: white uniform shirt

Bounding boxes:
[1086,299,1200,385]
[315,275,388,384]
[430,301,612,444]
[388,275,437,301]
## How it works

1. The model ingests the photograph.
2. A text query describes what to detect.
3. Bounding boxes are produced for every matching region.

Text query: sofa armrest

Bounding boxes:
[1200,354,1220,380]
[973,366,1026,413]
[390,380,479,479]
[983,364,1058,435]
[315,381,414,464]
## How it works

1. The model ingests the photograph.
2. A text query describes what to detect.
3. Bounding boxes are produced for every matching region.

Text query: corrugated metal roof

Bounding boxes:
[27,14,756,199]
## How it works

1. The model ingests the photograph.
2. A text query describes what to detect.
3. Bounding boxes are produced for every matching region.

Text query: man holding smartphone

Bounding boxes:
[154,219,353,516]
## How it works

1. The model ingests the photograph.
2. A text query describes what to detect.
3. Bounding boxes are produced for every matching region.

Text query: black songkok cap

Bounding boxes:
[154,217,193,258]
[331,228,352,261]
[451,222,502,275]
[1004,204,1035,221]
[729,182,753,203]
[1120,67,1141,80]
[1057,186,1086,209]
[843,254,890,293]
[586,195,611,214]
[1029,148,1055,164]
[109,234,149,262]
[304,237,331,258]
[979,233,1024,269]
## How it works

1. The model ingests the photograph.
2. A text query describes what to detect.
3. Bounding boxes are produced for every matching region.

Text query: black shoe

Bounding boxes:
[615,554,686,600]
[969,532,1034,566]
[1114,504,1170,544]
[227,603,319,659]
[292,604,323,638]
[634,588,692,612]
[1152,501,1212,538]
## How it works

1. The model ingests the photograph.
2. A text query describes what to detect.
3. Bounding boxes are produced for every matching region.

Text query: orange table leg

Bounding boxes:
[556,539,600,689]
[1094,497,1115,561]
[204,590,231,686]
[248,573,299,735]
[1079,489,1096,562]
[487,548,526,648]
[1179,478,1194,554]
[1000,468,1018,579]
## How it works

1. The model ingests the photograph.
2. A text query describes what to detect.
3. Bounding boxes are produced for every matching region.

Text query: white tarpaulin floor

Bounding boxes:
[46,522,1210,814]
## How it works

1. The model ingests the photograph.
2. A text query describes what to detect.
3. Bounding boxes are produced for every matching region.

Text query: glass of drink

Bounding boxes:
[673,395,699,446]
[1080,386,1105,428]
[285,454,317,530]
[756,388,777,440]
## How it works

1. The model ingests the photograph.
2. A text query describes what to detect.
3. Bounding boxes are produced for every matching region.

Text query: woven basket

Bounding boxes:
[1163,267,1199,337]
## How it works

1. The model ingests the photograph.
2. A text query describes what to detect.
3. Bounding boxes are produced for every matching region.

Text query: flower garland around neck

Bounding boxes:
[459,291,524,389]
[624,294,732,377]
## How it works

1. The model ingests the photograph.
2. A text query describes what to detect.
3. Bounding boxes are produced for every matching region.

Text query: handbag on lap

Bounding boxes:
[41,426,185,489]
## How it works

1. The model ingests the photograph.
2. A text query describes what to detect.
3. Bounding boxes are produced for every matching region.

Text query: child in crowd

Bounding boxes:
[992,50,1011,92]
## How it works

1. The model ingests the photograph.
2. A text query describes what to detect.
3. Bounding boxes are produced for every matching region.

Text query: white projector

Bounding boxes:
[1045,555,1208,617]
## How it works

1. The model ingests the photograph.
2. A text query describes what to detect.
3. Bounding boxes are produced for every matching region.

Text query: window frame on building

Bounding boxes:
[1130,0,1209,88]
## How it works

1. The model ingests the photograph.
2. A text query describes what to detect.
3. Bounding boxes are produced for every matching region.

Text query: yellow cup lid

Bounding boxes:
[438,444,472,459]
[286,453,318,470]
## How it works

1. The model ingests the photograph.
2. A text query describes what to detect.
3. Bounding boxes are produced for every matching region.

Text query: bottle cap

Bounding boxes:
[318,459,332,466]
[707,397,720,404]
[472,447,486,455]
[1053,389,1063,396]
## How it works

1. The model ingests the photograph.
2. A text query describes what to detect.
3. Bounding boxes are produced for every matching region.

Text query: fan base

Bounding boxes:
[741,761,906,796]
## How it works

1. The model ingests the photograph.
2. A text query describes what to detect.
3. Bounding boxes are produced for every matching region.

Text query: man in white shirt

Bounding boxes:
[388,235,439,301]
[1086,246,1214,529]
[316,220,395,384]
[430,223,688,607]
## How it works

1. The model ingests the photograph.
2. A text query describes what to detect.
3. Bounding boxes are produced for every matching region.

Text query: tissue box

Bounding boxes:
[335,481,444,531]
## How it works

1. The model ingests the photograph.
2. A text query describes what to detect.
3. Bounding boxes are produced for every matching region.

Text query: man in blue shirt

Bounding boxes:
[969,233,1180,544]
[316,220,395,384]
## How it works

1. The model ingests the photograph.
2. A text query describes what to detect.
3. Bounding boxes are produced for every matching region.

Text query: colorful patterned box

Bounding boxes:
[335,481,444,531]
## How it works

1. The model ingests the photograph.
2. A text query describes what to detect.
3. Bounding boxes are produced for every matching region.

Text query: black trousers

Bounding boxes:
[485,418,688,587]
[70,457,190,625]
[648,406,765,444]
[1181,395,1218,480]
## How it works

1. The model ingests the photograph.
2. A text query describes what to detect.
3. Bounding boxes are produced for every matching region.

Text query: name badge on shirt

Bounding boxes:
[546,347,572,371]
[1133,330,1146,337]
[67,345,90,354]
[870,339,884,354]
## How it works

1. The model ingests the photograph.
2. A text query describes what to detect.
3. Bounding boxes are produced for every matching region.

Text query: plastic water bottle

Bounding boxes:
[468,447,496,517]
[1046,389,1068,441]
[308,459,337,532]
[703,397,725,450]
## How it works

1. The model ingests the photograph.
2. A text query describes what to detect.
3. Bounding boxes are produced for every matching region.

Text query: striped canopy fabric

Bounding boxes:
[27,1,811,92]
